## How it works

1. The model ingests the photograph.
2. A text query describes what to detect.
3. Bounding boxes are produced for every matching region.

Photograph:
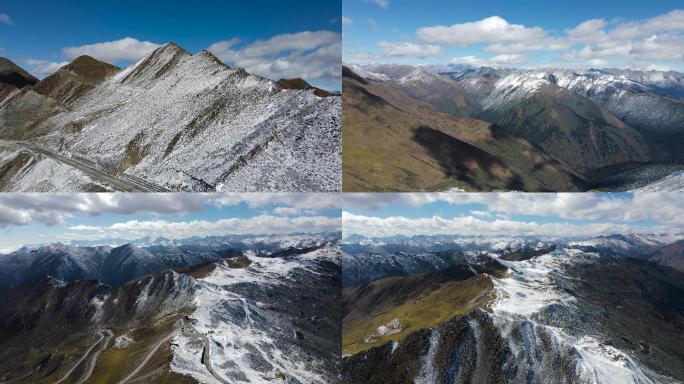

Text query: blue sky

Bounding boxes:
[0,0,342,89]
[343,0,684,71]
[342,193,684,238]
[0,194,341,252]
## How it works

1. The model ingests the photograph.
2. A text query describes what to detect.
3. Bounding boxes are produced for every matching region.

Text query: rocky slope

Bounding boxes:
[0,44,341,192]
[0,232,340,292]
[342,65,584,192]
[342,238,684,383]
[0,235,341,383]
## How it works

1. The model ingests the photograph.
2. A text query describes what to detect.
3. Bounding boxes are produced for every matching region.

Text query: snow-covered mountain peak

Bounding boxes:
[345,63,390,81]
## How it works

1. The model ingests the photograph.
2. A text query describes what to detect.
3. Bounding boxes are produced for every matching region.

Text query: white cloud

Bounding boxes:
[646,63,673,71]
[490,53,529,64]
[364,0,389,9]
[449,53,529,67]
[0,13,12,25]
[566,19,608,40]
[62,37,161,63]
[342,211,669,239]
[342,16,353,26]
[0,193,339,228]
[589,58,608,67]
[24,59,70,78]
[417,16,547,48]
[82,215,340,239]
[343,193,684,227]
[347,10,684,70]
[377,41,443,58]
[539,10,684,67]
[450,56,485,66]
[208,31,340,88]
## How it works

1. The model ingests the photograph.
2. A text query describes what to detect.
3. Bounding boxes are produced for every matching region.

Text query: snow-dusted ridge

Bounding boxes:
[171,243,341,383]
[3,43,341,192]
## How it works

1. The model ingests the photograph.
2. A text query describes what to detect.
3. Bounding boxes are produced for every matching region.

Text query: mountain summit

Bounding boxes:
[0,42,341,192]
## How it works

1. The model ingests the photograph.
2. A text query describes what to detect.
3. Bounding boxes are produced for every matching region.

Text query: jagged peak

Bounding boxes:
[118,42,192,84]
[195,50,229,68]
[154,41,192,56]
[277,77,335,97]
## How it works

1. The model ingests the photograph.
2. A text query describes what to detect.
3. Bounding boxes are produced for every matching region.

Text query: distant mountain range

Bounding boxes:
[0,233,341,383]
[343,63,684,191]
[0,232,340,291]
[0,44,341,192]
[342,232,684,383]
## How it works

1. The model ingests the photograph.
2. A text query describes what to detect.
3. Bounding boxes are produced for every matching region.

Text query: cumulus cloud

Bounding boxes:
[451,54,529,67]
[24,59,70,78]
[349,10,684,70]
[83,215,341,239]
[208,31,341,89]
[417,16,547,48]
[0,13,12,25]
[342,16,353,26]
[62,37,161,63]
[342,212,667,239]
[377,41,443,58]
[0,193,339,228]
[343,193,684,228]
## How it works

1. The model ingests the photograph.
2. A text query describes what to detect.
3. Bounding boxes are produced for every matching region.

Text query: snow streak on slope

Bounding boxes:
[30,44,341,192]
[632,171,684,192]
[491,251,575,316]
[170,244,340,383]
[492,249,666,384]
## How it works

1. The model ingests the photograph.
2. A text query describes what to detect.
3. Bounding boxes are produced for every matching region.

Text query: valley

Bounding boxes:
[342,64,684,192]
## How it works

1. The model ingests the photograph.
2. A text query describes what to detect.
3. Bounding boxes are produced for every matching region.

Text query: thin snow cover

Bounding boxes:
[483,70,550,109]
[170,243,338,383]
[492,248,665,383]
[573,336,657,384]
[345,63,390,81]
[491,250,575,316]
[113,334,134,349]
[632,170,684,192]
[32,44,341,192]
[0,148,110,192]
[413,330,440,384]
[568,233,684,251]
[364,318,403,344]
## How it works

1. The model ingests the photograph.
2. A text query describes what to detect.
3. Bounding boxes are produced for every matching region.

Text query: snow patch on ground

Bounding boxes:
[632,170,684,192]
[170,244,339,383]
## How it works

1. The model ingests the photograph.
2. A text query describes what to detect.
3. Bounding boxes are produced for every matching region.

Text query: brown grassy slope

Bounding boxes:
[342,66,585,192]
[342,266,496,355]
[33,55,119,105]
[277,77,336,97]
[648,240,684,273]
[0,56,119,140]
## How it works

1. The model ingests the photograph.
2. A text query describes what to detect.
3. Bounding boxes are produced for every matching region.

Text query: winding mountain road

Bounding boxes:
[0,139,167,192]
[117,331,176,384]
[76,329,113,384]
[54,329,112,384]
[189,325,229,384]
